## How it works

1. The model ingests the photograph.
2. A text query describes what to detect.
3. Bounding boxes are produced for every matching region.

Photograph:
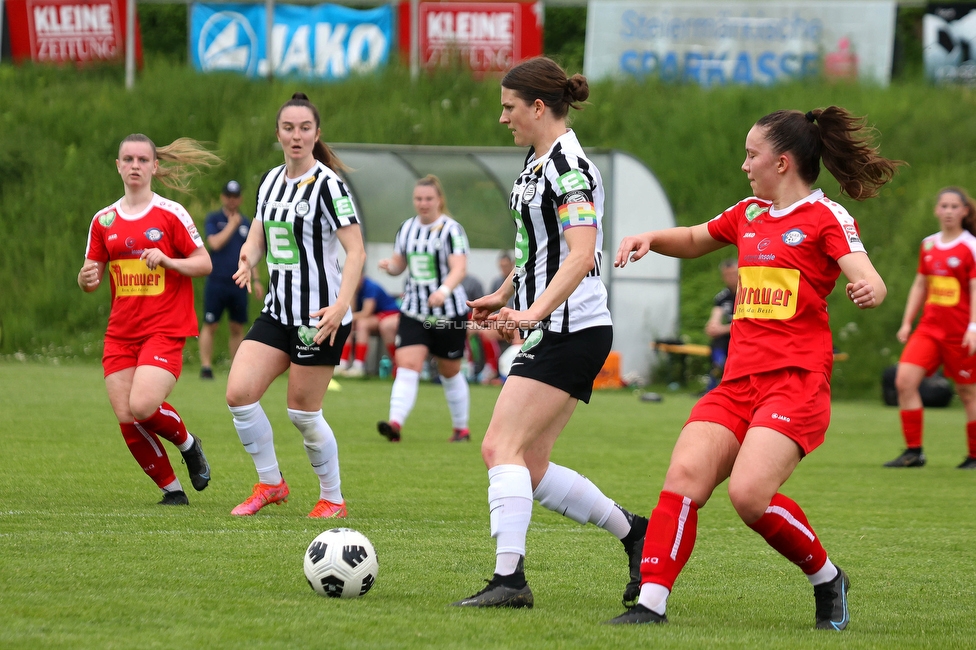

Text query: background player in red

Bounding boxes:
[608,107,902,630]
[78,134,220,505]
[885,187,976,470]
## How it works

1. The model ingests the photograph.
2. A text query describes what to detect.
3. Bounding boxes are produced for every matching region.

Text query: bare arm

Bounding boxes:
[310,224,366,345]
[615,223,726,268]
[378,253,407,276]
[78,259,105,292]
[838,251,886,310]
[206,212,241,251]
[428,253,467,308]
[895,273,927,344]
[141,245,212,277]
[516,226,596,324]
[233,217,267,293]
[704,306,731,339]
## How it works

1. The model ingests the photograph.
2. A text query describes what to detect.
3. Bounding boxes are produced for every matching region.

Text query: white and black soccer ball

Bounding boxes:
[303,528,378,598]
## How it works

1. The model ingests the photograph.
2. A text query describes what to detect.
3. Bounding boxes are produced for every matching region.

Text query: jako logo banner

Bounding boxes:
[191,3,392,80]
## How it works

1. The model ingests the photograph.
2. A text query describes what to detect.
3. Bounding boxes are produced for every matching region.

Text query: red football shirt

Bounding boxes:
[913,231,976,343]
[707,190,866,381]
[84,194,204,340]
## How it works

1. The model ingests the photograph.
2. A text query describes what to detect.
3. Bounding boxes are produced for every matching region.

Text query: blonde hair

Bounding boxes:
[415,174,450,216]
[119,134,222,193]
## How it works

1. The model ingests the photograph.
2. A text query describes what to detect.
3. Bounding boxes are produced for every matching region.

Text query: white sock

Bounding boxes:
[287,408,342,503]
[440,372,469,429]
[162,479,183,492]
[532,462,630,538]
[389,368,420,425]
[351,360,365,371]
[808,559,838,586]
[638,583,670,615]
[488,464,533,576]
[229,402,281,486]
[176,436,194,453]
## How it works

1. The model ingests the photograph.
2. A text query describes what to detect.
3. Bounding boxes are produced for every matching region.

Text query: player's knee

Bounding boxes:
[727,482,766,524]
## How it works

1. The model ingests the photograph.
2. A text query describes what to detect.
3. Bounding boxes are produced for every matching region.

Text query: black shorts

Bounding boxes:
[203,281,249,324]
[245,312,350,366]
[507,325,612,403]
[396,313,467,361]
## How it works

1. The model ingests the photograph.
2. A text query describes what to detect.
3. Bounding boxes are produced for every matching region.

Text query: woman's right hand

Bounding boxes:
[896,323,912,344]
[233,253,253,292]
[78,261,100,291]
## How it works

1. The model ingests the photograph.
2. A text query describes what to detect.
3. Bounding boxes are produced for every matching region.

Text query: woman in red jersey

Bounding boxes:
[607,108,902,630]
[79,134,220,505]
[885,187,976,470]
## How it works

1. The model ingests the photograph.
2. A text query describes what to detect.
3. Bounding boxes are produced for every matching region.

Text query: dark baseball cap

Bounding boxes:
[222,180,242,196]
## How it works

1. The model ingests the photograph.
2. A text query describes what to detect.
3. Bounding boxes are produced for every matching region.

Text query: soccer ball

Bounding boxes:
[303,528,378,598]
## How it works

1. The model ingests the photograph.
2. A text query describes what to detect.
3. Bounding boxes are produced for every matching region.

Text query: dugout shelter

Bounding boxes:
[333,144,678,381]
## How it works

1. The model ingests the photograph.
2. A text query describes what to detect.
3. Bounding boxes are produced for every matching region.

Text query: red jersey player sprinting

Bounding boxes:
[608,107,902,630]
[885,187,976,470]
[78,133,220,505]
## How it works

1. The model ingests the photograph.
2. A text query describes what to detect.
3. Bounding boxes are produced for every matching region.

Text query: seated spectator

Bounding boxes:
[337,275,400,377]
[703,258,737,392]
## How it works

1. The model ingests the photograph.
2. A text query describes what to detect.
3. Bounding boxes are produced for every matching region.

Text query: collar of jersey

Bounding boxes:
[767,188,824,218]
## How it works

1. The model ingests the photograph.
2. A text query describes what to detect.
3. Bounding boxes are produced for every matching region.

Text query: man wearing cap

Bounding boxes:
[199,181,263,379]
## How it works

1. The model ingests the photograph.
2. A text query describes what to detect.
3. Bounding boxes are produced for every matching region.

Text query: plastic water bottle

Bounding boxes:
[378,356,393,379]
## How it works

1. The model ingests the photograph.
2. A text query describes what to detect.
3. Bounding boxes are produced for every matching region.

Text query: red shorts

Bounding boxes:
[377,309,399,321]
[900,330,976,384]
[102,335,186,378]
[687,367,831,456]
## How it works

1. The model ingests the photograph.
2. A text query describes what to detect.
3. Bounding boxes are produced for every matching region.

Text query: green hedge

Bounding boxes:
[2,53,974,397]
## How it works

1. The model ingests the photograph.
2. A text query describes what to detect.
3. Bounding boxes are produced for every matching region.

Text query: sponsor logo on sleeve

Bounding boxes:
[333,197,355,218]
[555,170,590,193]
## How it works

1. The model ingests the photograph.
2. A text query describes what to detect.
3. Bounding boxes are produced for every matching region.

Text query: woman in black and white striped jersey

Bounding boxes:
[225,92,366,520]
[452,57,647,610]
[376,175,472,443]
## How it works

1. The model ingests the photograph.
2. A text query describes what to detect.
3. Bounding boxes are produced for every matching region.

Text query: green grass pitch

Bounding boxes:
[1,362,974,649]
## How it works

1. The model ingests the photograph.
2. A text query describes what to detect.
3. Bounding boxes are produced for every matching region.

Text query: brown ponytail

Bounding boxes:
[755,107,904,201]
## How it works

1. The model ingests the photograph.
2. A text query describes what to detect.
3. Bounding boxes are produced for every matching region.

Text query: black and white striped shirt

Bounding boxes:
[509,129,612,333]
[393,214,470,319]
[255,161,359,327]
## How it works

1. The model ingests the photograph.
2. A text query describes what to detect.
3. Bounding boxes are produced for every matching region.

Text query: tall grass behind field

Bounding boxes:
[3,60,976,395]
[2,362,975,648]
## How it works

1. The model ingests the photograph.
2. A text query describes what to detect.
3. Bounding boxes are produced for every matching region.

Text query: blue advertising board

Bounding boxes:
[191,3,392,80]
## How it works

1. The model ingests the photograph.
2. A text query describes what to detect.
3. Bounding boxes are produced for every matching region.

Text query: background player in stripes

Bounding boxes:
[225,92,366,519]
[376,175,472,443]
[885,187,976,470]
[609,107,902,629]
[78,134,219,505]
[453,57,648,610]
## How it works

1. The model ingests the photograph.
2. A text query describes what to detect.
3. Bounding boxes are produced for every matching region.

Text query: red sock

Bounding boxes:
[136,402,190,446]
[387,344,398,373]
[640,491,700,590]
[748,493,827,575]
[481,335,499,371]
[967,421,976,457]
[120,422,177,489]
[900,408,923,448]
[340,341,352,364]
[354,342,368,363]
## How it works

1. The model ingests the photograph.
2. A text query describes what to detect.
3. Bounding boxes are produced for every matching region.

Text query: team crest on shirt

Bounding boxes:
[949,256,961,268]
[745,203,769,221]
[99,211,116,227]
[521,180,538,204]
[145,228,163,242]
[782,229,806,246]
[294,200,310,217]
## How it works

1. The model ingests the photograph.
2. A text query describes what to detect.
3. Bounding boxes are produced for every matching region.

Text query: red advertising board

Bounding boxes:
[399,1,542,74]
[4,0,141,65]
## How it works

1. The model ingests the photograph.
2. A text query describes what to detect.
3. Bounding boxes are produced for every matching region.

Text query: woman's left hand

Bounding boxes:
[310,304,345,346]
[964,329,976,357]
[847,280,878,309]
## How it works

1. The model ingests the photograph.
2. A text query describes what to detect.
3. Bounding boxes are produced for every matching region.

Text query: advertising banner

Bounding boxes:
[923,3,976,84]
[4,0,140,64]
[584,0,896,86]
[191,3,392,80]
[398,1,543,74]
